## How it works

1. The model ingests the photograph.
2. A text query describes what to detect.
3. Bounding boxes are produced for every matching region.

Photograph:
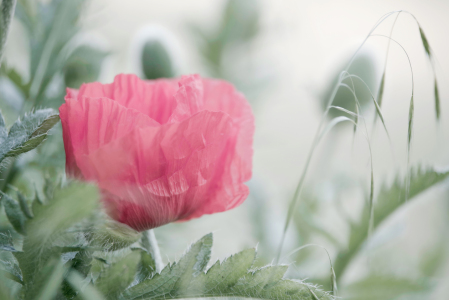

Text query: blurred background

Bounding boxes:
[2,0,449,299]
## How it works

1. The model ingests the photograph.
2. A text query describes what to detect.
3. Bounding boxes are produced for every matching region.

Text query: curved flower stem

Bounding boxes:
[142,229,163,273]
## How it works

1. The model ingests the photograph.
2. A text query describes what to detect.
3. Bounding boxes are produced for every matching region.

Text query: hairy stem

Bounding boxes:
[142,229,163,273]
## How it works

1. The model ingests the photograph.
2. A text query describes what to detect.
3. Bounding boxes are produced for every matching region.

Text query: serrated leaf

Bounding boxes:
[27,182,99,247]
[92,220,141,252]
[123,233,333,300]
[0,191,27,235]
[95,252,140,299]
[14,182,99,286]
[0,109,60,162]
[0,232,17,252]
[133,247,156,284]
[375,166,449,227]
[334,166,449,279]
[0,257,23,284]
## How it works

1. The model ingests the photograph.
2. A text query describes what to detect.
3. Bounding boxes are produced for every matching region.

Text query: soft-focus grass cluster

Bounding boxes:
[0,0,448,299]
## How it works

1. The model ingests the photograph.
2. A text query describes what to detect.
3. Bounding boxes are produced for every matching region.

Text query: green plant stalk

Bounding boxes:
[275,10,400,264]
[142,229,163,273]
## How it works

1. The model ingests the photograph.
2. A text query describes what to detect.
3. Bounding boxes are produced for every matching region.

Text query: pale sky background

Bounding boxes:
[5,0,449,290]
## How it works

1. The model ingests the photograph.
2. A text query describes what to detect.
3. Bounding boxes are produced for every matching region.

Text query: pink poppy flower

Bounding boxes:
[59,74,254,231]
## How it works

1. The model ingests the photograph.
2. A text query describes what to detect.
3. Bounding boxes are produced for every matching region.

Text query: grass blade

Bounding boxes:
[375,72,385,114]
[434,78,440,120]
[419,26,431,57]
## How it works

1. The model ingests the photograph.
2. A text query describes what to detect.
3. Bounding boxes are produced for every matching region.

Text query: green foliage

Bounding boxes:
[191,0,260,80]
[1,191,27,234]
[0,0,17,62]
[0,232,17,252]
[92,220,142,252]
[0,109,60,163]
[344,275,430,300]
[28,258,65,300]
[0,196,334,300]
[64,46,108,89]
[334,166,449,280]
[124,234,333,300]
[96,252,140,299]
[141,40,174,80]
[66,270,106,300]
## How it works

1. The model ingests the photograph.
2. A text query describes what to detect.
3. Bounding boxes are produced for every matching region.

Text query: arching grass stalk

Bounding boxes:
[402,11,441,120]
[373,11,402,128]
[370,34,414,201]
[274,11,401,264]
[338,79,375,236]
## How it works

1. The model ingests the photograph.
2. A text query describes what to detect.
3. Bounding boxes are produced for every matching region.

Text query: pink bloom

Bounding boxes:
[59,74,254,231]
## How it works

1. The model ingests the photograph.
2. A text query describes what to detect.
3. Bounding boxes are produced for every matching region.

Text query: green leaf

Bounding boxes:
[17,191,34,219]
[0,191,27,235]
[95,252,140,299]
[0,271,14,299]
[123,233,333,300]
[141,40,174,80]
[0,64,30,97]
[67,270,106,300]
[375,166,449,227]
[64,45,108,89]
[14,182,99,286]
[0,257,23,284]
[28,258,65,300]
[28,0,85,104]
[344,275,430,300]
[27,182,99,247]
[0,232,17,252]
[334,166,449,280]
[0,0,17,62]
[0,109,60,163]
[92,220,142,252]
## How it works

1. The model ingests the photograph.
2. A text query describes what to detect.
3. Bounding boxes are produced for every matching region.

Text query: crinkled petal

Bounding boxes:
[77,74,179,124]
[78,111,238,230]
[61,96,158,177]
